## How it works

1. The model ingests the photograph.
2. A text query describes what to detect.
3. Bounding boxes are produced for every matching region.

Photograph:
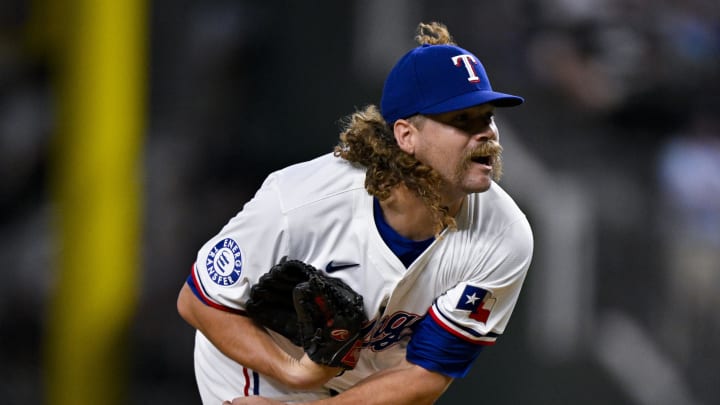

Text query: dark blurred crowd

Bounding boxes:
[1,0,718,404]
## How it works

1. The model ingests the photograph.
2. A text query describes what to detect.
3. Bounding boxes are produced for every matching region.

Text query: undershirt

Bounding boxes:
[372,197,435,268]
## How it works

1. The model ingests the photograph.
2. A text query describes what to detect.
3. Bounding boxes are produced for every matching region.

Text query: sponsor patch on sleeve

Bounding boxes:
[205,238,242,286]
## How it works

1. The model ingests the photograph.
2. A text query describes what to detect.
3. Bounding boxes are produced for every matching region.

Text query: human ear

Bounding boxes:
[393,119,416,154]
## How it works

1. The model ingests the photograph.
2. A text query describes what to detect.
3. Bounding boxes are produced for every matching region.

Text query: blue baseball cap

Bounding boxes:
[380,44,524,123]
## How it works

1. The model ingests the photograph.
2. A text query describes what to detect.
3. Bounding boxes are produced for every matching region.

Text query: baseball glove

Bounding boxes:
[293,271,367,369]
[244,257,315,346]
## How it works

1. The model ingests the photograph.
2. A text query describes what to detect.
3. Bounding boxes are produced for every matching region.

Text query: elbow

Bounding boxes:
[176,292,188,323]
[404,361,454,404]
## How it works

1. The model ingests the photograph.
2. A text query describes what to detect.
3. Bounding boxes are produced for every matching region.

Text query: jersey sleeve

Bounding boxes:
[187,172,289,312]
[406,312,485,378]
[432,217,533,344]
[407,217,533,376]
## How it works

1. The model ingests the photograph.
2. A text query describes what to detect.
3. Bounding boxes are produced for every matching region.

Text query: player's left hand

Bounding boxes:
[293,270,367,369]
[246,258,367,370]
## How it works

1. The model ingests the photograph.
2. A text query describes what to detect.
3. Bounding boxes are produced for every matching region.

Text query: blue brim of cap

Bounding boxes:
[420,90,524,115]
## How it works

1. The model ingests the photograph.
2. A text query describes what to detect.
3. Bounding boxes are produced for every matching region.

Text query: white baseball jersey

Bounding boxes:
[187,152,533,404]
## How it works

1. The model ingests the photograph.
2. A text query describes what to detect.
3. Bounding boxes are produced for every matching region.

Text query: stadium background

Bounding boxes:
[1,0,718,404]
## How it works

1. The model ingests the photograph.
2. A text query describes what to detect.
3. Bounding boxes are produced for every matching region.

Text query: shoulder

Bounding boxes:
[467,182,528,227]
[459,182,533,252]
[264,152,367,213]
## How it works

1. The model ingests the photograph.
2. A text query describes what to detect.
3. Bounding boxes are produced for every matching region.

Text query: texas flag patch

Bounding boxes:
[456,285,496,324]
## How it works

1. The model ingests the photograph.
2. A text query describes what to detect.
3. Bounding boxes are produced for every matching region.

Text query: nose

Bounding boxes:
[472,120,498,142]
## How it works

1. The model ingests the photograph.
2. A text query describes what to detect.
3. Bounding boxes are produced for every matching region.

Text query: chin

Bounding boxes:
[464,180,493,194]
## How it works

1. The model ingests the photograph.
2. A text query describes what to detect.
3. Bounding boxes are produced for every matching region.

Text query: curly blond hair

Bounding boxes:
[333,22,462,235]
[334,104,456,236]
[414,21,456,46]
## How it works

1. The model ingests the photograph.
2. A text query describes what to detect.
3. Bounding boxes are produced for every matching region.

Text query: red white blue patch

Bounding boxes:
[455,285,495,323]
[205,238,242,286]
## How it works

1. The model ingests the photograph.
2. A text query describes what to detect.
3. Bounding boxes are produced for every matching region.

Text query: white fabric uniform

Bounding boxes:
[189,152,533,404]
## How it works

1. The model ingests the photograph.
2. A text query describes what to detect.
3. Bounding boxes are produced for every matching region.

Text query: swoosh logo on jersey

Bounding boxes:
[325,261,360,273]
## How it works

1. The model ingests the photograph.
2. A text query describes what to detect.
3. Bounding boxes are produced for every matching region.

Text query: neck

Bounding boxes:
[378,185,464,241]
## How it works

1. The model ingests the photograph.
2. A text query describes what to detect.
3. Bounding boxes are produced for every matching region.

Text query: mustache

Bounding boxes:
[468,140,503,160]
[461,140,504,181]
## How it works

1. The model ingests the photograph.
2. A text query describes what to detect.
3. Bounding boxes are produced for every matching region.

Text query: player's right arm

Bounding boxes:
[222,358,452,405]
[177,282,339,389]
[327,358,452,404]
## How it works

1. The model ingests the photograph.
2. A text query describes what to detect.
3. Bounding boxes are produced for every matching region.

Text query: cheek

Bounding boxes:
[417,140,445,163]
[418,142,466,175]
[414,126,468,171]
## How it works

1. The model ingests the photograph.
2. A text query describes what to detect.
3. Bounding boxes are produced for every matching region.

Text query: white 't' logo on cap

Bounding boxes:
[451,54,480,83]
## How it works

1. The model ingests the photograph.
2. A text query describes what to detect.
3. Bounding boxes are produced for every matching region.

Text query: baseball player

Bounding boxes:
[177,21,533,405]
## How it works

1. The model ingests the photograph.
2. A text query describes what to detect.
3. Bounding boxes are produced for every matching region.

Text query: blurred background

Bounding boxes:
[1,0,719,404]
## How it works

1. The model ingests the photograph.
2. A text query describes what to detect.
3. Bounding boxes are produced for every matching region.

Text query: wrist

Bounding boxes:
[282,354,343,389]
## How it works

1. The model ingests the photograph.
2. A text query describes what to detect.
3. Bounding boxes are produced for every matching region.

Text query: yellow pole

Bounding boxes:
[45,0,147,403]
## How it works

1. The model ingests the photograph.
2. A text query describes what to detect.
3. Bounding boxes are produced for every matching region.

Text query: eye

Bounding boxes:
[427,109,495,133]
[451,113,470,125]
[482,112,495,125]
